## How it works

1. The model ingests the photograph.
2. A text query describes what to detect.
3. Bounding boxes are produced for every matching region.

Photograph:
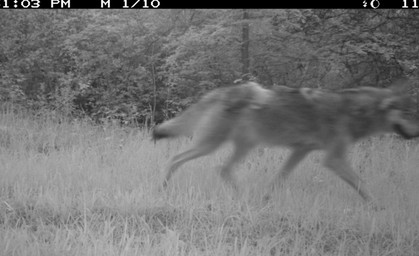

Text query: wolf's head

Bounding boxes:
[341,79,419,140]
[380,92,419,139]
[375,78,419,139]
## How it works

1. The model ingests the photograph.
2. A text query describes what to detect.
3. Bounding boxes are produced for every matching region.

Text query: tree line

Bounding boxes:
[1,9,418,126]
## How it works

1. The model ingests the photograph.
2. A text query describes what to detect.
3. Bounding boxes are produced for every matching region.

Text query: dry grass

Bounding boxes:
[1,111,419,255]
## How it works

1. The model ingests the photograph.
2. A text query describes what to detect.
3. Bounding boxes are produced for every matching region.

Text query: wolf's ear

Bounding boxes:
[379,97,397,110]
[387,78,413,95]
[380,94,412,111]
[381,78,414,110]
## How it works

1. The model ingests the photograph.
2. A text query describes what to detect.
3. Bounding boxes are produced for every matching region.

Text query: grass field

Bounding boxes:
[1,111,419,256]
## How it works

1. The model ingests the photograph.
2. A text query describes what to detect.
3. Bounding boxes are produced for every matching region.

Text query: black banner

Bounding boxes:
[1,0,416,9]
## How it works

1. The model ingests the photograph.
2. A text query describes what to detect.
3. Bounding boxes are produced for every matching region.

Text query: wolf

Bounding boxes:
[152,81,419,204]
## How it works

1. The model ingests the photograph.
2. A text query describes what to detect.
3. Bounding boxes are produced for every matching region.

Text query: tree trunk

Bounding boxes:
[150,42,157,126]
[241,9,250,76]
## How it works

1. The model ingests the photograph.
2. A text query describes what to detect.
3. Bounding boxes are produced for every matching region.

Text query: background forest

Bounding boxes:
[1,9,418,126]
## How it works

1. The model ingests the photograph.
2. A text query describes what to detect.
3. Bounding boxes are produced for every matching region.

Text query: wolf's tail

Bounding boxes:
[152,89,224,141]
[152,82,269,141]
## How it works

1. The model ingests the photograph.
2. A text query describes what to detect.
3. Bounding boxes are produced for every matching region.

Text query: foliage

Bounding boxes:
[1,10,418,124]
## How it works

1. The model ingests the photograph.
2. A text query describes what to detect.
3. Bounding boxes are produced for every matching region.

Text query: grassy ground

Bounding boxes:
[1,111,419,256]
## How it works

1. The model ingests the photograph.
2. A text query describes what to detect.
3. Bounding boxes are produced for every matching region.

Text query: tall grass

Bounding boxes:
[1,111,419,255]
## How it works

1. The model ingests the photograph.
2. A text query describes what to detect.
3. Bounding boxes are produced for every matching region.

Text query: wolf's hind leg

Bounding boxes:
[264,147,312,201]
[162,140,223,188]
[219,139,254,190]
